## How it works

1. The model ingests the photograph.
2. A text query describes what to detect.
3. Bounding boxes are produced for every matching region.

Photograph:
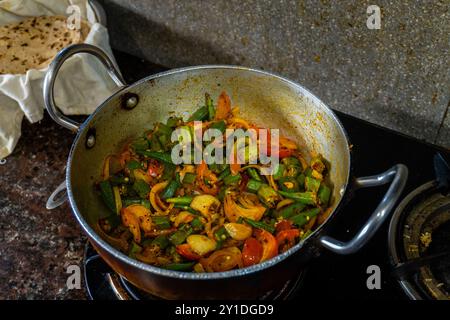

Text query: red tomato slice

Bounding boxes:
[196,161,219,195]
[230,163,241,175]
[275,219,294,233]
[147,159,163,177]
[242,237,263,267]
[276,229,300,247]
[214,91,232,120]
[276,148,295,159]
[176,244,201,261]
[254,229,278,262]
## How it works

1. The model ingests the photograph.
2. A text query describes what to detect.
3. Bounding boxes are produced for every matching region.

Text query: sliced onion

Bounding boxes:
[121,208,141,243]
[187,235,217,256]
[224,195,266,222]
[112,186,122,214]
[224,223,252,241]
[173,211,195,227]
[200,247,243,272]
[190,194,220,217]
[125,205,152,232]
[150,181,169,214]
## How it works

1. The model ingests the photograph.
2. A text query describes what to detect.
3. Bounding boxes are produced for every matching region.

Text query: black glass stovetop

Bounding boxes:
[84,51,449,300]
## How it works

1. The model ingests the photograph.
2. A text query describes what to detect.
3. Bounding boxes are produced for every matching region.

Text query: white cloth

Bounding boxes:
[0,0,118,159]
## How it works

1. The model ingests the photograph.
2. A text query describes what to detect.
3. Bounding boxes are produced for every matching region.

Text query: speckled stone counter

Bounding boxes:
[0,115,85,299]
[0,51,165,299]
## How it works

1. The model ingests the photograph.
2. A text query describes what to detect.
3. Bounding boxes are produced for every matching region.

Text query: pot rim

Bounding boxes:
[66,64,351,280]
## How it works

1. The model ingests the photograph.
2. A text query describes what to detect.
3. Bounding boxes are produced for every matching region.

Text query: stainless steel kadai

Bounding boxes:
[44,44,408,299]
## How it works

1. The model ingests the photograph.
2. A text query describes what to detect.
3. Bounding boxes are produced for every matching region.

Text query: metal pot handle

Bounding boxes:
[44,44,126,209]
[46,182,68,210]
[319,164,408,255]
[43,43,126,132]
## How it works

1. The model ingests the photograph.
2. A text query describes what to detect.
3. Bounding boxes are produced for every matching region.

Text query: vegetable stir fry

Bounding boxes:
[96,92,333,272]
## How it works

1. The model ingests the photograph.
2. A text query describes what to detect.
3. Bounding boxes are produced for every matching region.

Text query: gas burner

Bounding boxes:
[83,242,306,300]
[389,180,450,300]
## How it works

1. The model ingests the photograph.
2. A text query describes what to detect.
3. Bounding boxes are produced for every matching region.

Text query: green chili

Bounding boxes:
[275,202,306,219]
[150,134,163,151]
[214,226,229,242]
[188,106,209,122]
[166,116,181,128]
[272,163,285,180]
[244,218,275,233]
[208,163,219,173]
[132,179,150,199]
[173,204,199,215]
[166,196,194,205]
[158,134,170,149]
[278,190,317,205]
[155,122,173,137]
[318,184,331,206]
[247,167,262,181]
[99,180,116,213]
[281,157,301,167]
[304,167,313,178]
[246,179,263,193]
[216,163,229,173]
[223,173,241,186]
[153,216,171,229]
[206,93,215,120]
[182,172,197,184]
[151,235,170,249]
[168,230,188,245]
[161,179,180,200]
[257,184,279,207]
[278,177,299,192]
[141,150,174,164]
[161,163,176,180]
[214,226,229,249]
[218,166,231,180]
[180,224,194,236]
[190,217,204,231]
[284,165,301,178]
[122,199,151,209]
[289,208,321,227]
[217,186,227,201]
[128,241,142,258]
[131,138,149,153]
[296,173,306,189]
[210,120,226,133]
[126,160,141,170]
[305,176,321,193]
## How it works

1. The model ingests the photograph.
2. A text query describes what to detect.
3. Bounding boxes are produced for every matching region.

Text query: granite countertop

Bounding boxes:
[0,51,165,299]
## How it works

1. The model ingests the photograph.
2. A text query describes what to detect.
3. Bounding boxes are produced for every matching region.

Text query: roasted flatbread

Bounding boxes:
[0,15,90,74]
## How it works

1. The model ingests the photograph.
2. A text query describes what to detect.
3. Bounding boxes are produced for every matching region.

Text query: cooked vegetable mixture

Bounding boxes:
[96,92,333,272]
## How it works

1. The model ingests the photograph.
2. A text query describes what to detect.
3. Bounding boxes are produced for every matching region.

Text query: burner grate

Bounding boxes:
[83,242,306,300]
[389,180,450,300]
